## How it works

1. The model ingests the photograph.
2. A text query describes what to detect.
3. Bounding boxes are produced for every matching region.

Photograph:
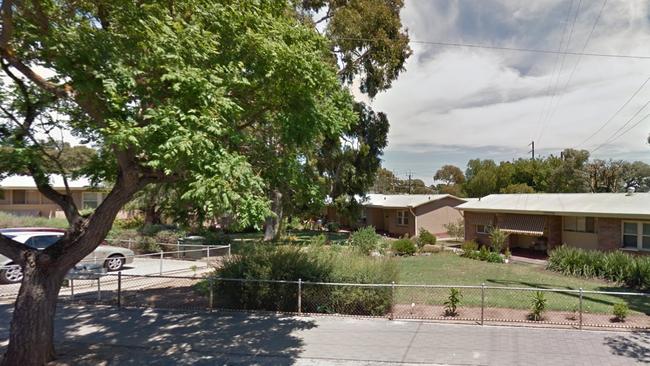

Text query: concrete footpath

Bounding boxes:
[0,305,648,365]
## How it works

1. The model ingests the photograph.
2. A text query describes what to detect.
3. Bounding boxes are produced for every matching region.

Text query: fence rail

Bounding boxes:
[41,273,649,331]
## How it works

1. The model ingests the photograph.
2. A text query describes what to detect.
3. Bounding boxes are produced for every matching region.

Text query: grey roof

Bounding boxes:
[362,194,464,208]
[0,175,94,189]
[457,193,650,219]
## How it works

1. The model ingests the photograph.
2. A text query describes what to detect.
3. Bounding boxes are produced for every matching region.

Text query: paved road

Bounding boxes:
[0,305,647,365]
[0,258,213,300]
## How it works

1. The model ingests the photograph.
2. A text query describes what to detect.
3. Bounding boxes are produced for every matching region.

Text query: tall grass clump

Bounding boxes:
[0,212,68,229]
[203,245,398,316]
[547,246,650,290]
[348,226,382,254]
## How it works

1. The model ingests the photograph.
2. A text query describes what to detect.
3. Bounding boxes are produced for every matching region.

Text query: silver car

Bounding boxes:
[0,228,134,284]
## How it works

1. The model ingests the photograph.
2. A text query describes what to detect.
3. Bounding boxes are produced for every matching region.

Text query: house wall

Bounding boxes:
[414,197,464,236]
[0,189,85,218]
[463,211,493,245]
[383,208,415,237]
[597,217,622,251]
[365,207,385,231]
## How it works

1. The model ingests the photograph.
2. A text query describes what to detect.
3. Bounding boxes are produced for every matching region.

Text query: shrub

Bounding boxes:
[488,228,509,253]
[204,245,397,316]
[137,237,161,253]
[349,226,381,254]
[444,288,462,316]
[416,228,436,248]
[309,233,329,247]
[547,246,650,290]
[444,219,464,241]
[612,302,629,322]
[529,291,547,321]
[326,222,340,233]
[478,245,490,260]
[484,251,504,263]
[113,216,144,230]
[392,238,416,256]
[504,248,512,259]
[461,240,478,253]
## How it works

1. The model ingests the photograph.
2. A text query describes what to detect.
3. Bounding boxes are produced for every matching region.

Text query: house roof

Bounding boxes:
[457,193,650,219]
[362,194,464,208]
[0,175,95,190]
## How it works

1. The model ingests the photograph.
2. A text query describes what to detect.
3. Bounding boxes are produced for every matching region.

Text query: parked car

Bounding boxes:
[0,229,135,284]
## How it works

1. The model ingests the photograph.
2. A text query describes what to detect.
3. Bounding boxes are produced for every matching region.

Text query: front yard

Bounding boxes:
[396,253,650,317]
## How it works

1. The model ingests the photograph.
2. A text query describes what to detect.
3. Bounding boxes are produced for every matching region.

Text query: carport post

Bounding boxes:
[159,250,164,275]
[579,288,583,330]
[117,271,122,309]
[481,282,485,325]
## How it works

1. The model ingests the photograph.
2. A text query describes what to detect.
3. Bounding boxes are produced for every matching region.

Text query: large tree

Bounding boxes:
[0,1,355,364]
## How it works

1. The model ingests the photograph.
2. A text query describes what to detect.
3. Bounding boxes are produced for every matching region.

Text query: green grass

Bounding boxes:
[228,230,350,245]
[395,253,650,315]
[0,212,68,229]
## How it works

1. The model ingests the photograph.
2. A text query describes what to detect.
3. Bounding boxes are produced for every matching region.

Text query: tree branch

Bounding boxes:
[0,234,28,264]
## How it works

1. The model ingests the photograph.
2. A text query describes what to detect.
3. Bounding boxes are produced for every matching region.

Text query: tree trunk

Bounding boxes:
[2,261,67,366]
[143,203,162,225]
[263,190,283,241]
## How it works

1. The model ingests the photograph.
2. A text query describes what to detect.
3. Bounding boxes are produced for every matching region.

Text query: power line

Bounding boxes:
[590,99,650,153]
[333,37,650,60]
[577,75,650,147]
[543,0,607,137]
[591,113,650,153]
[537,0,581,145]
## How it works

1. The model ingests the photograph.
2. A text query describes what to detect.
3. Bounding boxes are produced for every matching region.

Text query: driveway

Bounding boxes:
[0,258,214,301]
[0,305,647,365]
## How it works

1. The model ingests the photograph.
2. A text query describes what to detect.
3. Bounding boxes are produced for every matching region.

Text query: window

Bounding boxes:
[563,216,596,233]
[12,190,26,204]
[623,221,650,250]
[476,224,491,234]
[25,235,62,249]
[396,210,409,226]
[82,192,103,209]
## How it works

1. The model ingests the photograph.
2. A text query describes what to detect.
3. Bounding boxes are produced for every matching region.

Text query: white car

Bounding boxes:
[0,228,135,284]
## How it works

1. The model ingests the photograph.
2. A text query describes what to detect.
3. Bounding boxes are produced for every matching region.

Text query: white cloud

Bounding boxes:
[368,0,650,183]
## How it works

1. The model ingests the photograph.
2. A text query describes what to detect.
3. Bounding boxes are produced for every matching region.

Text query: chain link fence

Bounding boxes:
[50,274,650,330]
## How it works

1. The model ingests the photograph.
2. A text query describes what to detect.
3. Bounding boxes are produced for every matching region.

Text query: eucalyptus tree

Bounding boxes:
[0,1,354,364]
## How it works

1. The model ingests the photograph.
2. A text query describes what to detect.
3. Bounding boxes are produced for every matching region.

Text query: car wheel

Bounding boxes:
[0,264,23,284]
[104,255,125,271]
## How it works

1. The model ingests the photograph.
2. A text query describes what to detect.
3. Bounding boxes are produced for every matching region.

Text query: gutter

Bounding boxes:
[408,205,417,235]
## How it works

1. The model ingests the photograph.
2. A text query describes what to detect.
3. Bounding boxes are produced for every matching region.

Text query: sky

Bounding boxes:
[360,0,650,185]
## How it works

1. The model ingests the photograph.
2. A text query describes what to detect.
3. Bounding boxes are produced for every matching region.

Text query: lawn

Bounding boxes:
[395,252,650,316]
[228,230,350,245]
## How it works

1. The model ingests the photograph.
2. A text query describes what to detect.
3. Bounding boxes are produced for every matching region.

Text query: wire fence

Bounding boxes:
[49,274,650,331]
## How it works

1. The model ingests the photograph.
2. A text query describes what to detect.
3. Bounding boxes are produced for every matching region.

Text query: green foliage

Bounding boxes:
[206,245,397,315]
[444,288,462,316]
[309,234,329,247]
[500,183,535,194]
[136,237,161,254]
[547,246,650,290]
[113,217,144,230]
[434,165,466,186]
[416,228,437,248]
[326,222,340,233]
[392,238,416,256]
[529,291,547,321]
[612,302,629,322]
[488,228,509,253]
[371,168,435,194]
[461,240,478,252]
[504,248,512,259]
[348,226,381,254]
[0,212,68,229]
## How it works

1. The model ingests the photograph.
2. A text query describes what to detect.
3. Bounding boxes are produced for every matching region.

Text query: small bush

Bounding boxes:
[113,216,144,230]
[326,222,340,233]
[200,230,232,246]
[612,302,629,322]
[529,291,547,321]
[461,240,478,252]
[349,226,381,254]
[444,219,464,241]
[444,288,462,316]
[488,228,509,253]
[392,238,416,256]
[416,228,436,248]
[484,251,504,263]
[137,237,161,253]
[309,233,329,247]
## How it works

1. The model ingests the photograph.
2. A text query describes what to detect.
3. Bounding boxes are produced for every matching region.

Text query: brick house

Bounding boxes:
[457,193,650,253]
[328,194,467,238]
[0,175,109,218]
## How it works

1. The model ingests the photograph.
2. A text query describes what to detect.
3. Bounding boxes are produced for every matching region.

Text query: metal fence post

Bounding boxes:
[228,244,232,257]
[298,278,302,315]
[117,271,122,309]
[390,281,395,320]
[70,278,75,301]
[159,250,164,275]
[579,288,583,330]
[208,277,214,311]
[207,246,211,264]
[97,277,101,301]
[481,282,485,325]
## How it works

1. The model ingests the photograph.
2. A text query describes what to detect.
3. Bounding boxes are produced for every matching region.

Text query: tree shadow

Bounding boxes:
[0,302,317,365]
[604,330,650,363]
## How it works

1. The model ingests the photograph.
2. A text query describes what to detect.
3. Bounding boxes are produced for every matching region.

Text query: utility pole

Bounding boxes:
[407,171,412,194]
[528,141,535,160]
